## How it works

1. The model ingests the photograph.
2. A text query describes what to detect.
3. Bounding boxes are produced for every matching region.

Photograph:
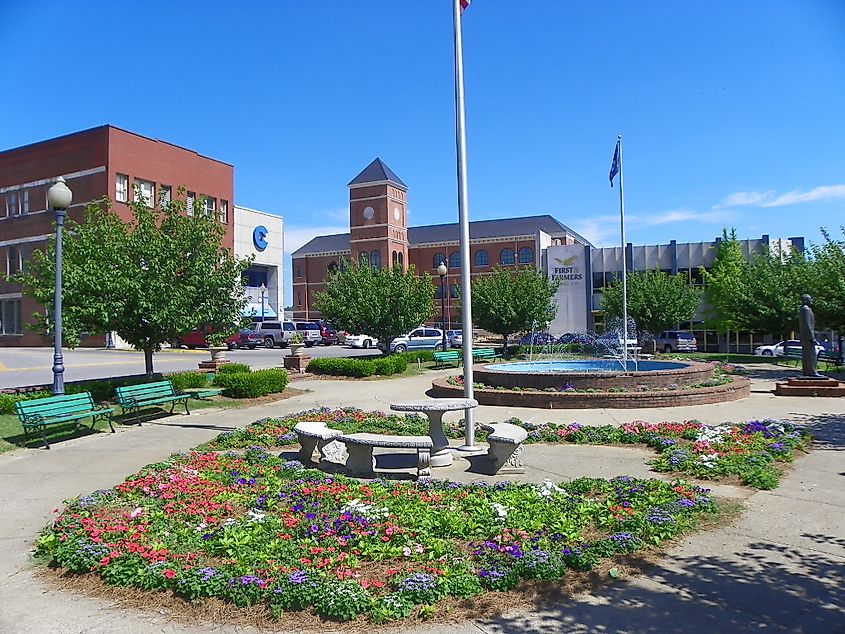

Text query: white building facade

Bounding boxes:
[234,206,284,321]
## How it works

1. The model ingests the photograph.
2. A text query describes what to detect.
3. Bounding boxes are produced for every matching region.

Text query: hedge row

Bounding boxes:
[306,355,409,377]
[217,363,251,375]
[215,369,288,398]
[0,391,53,414]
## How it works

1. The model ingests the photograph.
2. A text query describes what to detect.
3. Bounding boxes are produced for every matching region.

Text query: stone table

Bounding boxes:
[389,397,478,467]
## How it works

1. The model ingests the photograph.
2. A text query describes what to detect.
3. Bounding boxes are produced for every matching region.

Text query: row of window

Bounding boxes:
[4,244,24,276]
[433,247,534,269]
[1,187,39,218]
[0,298,22,335]
[114,174,229,223]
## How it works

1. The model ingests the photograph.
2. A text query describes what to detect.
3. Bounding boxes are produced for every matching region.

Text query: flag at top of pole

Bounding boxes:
[609,138,620,187]
[461,0,471,10]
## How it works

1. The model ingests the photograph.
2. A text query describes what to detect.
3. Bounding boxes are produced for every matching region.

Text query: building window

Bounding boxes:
[398,252,404,271]
[327,261,338,274]
[7,245,21,275]
[359,251,369,266]
[186,191,196,216]
[449,252,460,269]
[116,174,129,202]
[0,298,22,334]
[134,179,155,207]
[297,292,302,307]
[219,199,228,223]
[7,191,19,216]
[370,250,381,269]
[474,250,489,267]
[518,247,534,264]
[203,196,216,218]
[450,284,459,299]
[433,253,446,269]
[160,185,172,207]
[296,265,302,278]
[434,285,443,300]
[499,248,515,265]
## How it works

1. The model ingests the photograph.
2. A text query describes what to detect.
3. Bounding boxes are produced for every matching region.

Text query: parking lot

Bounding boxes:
[0,344,377,391]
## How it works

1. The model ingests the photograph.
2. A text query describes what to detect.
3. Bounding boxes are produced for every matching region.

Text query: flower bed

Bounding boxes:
[37,450,716,623]
[200,408,809,490]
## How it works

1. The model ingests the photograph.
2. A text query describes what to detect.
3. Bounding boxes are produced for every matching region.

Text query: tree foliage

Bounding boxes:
[470,265,559,349]
[313,261,435,352]
[809,227,845,332]
[700,228,750,334]
[601,269,701,337]
[739,245,810,337]
[15,189,250,375]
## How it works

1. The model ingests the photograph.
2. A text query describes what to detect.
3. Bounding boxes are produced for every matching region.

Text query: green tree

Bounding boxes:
[809,227,845,332]
[15,189,250,376]
[470,265,559,350]
[701,228,750,346]
[600,269,701,337]
[740,244,810,337]
[313,261,435,352]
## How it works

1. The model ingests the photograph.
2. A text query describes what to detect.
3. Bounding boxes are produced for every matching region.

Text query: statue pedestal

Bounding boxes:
[283,355,310,374]
[774,377,845,397]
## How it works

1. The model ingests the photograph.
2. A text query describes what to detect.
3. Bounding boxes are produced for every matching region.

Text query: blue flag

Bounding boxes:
[609,139,620,187]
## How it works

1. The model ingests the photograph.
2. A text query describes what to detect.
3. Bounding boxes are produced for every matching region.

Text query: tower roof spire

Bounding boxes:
[348,157,407,190]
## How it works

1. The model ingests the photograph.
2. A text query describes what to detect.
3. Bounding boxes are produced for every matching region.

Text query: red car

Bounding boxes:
[171,327,241,350]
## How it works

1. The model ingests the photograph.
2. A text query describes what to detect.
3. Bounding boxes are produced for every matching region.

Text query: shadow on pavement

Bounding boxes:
[787,412,845,451]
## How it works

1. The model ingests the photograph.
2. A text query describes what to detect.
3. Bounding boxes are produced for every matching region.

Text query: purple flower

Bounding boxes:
[288,570,308,584]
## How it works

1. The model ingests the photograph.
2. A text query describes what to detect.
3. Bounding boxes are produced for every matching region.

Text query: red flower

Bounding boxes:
[163,569,176,579]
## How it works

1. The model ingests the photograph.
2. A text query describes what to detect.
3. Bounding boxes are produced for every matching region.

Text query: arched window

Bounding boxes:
[518,247,534,264]
[433,252,446,269]
[448,252,460,269]
[499,248,515,265]
[392,250,398,267]
[370,250,381,269]
[398,252,404,271]
[474,250,489,267]
[359,251,369,266]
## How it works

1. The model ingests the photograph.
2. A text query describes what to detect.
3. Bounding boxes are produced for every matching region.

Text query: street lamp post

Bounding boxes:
[259,283,267,322]
[47,176,72,395]
[437,263,448,350]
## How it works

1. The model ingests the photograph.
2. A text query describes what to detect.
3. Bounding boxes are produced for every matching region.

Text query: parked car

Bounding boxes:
[518,333,555,346]
[446,330,463,348]
[315,320,339,346]
[345,334,379,349]
[294,321,322,347]
[383,327,448,353]
[236,329,262,350]
[754,340,824,357]
[655,331,698,353]
[172,327,241,350]
[243,320,296,348]
[557,332,594,345]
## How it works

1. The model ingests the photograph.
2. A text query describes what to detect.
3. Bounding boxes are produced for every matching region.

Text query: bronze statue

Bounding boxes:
[798,294,822,377]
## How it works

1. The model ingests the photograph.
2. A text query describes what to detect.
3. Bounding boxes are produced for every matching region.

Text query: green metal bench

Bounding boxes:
[471,347,498,362]
[115,380,190,423]
[779,347,841,371]
[433,350,461,368]
[818,350,841,371]
[15,392,115,449]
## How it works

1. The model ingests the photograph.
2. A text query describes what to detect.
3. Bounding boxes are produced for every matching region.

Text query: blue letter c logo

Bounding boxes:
[253,225,268,251]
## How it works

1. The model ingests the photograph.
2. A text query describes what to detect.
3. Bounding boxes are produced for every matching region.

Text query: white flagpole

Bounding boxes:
[453,0,478,452]
[618,134,628,370]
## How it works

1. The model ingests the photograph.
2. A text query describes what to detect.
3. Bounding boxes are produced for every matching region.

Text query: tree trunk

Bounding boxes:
[144,347,155,378]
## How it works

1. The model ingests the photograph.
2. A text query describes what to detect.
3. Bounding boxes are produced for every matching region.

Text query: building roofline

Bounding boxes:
[233,205,283,220]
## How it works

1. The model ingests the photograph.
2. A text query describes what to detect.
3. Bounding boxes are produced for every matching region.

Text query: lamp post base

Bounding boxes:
[454,444,485,455]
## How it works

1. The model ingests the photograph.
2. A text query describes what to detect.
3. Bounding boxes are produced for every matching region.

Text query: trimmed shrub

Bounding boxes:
[396,350,434,363]
[373,355,408,375]
[215,369,288,398]
[217,363,251,375]
[0,390,53,414]
[65,378,144,403]
[168,371,210,391]
[306,358,375,378]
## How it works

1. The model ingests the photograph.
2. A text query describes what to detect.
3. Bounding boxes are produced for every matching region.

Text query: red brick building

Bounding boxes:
[291,158,590,326]
[0,125,234,346]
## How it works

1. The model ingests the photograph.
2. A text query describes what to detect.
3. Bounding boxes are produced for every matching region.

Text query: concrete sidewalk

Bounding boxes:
[0,368,842,633]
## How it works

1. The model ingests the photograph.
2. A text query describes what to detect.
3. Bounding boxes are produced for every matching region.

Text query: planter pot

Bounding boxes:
[289,343,305,356]
[209,346,229,362]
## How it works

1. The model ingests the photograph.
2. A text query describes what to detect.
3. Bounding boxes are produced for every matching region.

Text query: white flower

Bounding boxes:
[696,425,731,444]
[537,479,564,499]
[490,502,508,521]
[246,508,266,523]
[697,453,719,469]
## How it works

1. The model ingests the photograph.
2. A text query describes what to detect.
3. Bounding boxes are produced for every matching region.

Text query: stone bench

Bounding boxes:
[293,421,347,464]
[390,398,478,467]
[481,422,528,474]
[338,433,433,478]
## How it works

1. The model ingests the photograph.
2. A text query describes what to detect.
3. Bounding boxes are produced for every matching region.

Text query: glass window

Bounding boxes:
[7,190,21,216]
[203,196,216,218]
[424,329,440,337]
[434,285,443,300]
[499,248,515,265]
[297,292,302,306]
[448,252,460,269]
[398,252,404,270]
[433,253,446,268]
[115,174,128,202]
[296,265,302,278]
[518,247,533,264]
[359,251,369,266]
[0,298,22,334]
[474,250,489,267]
[218,199,228,223]
[327,261,338,273]
[160,185,172,207]
[450,284,459,299]
[186,191,196,216]
[370,250,381,269]
[134,179,154,207]
[20,190,29,214]
[411,329,424,337]
[7,245,20,275]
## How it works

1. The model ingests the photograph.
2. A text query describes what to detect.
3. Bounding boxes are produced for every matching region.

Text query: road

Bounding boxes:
[0,344,376,390]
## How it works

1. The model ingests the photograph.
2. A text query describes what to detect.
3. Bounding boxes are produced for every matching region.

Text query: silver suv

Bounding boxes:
[294,321,322,347]
[655,331,697,353]
[245,320,296,348]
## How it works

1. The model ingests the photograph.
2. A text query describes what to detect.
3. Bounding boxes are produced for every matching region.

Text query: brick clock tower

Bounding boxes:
[348,158,409,271]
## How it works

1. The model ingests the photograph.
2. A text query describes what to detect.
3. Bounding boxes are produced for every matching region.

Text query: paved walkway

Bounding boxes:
[0,366,843,633]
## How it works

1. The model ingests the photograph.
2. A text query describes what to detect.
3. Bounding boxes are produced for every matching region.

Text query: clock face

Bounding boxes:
[393,207,401,221]
[363,206,374,220]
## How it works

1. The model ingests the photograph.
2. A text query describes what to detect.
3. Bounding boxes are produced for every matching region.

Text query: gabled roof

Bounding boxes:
[291,214,592,257]
[348,158,407,190]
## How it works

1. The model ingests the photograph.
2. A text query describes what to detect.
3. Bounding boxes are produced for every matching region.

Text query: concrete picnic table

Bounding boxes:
[389,397,478,467]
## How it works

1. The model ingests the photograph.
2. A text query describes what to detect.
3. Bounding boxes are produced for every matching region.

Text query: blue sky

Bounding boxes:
[2,1,844,305]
